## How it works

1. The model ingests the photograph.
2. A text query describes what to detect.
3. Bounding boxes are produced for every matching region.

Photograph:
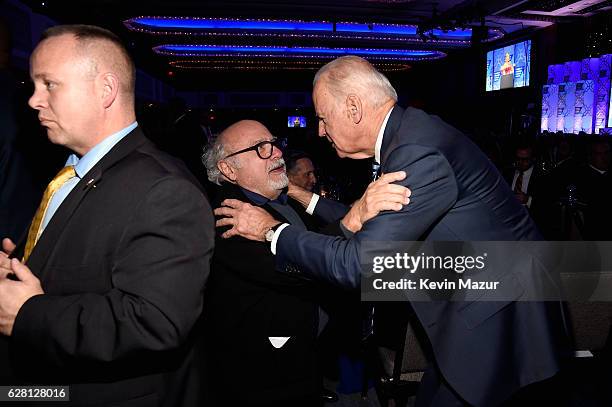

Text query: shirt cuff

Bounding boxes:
[305,194,320,215]
[271,223,290,255]
[526,196,532,208]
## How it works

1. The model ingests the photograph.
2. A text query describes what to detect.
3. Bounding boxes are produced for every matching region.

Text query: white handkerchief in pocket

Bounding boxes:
[268,336,291,349]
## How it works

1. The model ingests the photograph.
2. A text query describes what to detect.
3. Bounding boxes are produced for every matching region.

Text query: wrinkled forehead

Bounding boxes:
[312,80,327,103]
[313,93,328,116]
[313,81,341,112]
[226,125,273,151]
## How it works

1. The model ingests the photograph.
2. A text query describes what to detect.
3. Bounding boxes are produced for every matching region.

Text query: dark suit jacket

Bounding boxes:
[1,127,214,407]
[275,106,567,406]
[504,165,543,204]
[204,183,328,405]
[504,166,549,233]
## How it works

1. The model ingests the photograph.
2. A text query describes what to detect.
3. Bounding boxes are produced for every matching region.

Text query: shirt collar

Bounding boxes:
[240,187,288,206]
[517,165,534,176]
[374,107,394,164]
[65,122,138,178]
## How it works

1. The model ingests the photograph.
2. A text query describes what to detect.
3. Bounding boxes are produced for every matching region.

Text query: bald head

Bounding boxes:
[38,25,135,104]
[29,25,137,155]
[313,55,397,109]
[220,120,270,148]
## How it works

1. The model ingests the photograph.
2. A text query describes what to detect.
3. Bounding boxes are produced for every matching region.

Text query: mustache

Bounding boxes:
[268,158,286,172]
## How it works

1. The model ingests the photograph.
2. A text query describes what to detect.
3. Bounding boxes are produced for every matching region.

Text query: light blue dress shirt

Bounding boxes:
[39,122,138,233]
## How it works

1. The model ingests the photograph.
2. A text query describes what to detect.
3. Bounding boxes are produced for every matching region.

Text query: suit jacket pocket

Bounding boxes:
[457,272,525,329]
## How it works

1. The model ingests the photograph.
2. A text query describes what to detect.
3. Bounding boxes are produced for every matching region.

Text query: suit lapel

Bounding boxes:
[25,127,149,275]
[216,183,298,228]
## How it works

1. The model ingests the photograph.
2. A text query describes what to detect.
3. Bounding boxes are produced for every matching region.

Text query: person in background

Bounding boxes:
[577,139,612,239]
[286,150,317,192]
[506,145,541,209]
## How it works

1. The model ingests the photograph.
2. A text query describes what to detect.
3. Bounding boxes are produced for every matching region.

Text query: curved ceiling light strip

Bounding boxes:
[169,59,411,71]
[132,31,474,48]
[153,44,446,61]
[125,17,504,44]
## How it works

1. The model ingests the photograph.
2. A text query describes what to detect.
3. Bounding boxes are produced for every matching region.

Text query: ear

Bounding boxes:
[100,72,119,109]
[218,160,237,182]
[345,94,362,124]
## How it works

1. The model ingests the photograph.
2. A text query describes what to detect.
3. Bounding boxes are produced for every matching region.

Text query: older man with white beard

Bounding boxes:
[202,119,329,406]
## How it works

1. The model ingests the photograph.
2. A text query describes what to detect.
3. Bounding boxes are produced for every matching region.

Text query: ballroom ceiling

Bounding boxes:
[17,0,612,90]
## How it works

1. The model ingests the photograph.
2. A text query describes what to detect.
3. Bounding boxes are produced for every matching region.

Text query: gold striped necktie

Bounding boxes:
[23,165,76,262]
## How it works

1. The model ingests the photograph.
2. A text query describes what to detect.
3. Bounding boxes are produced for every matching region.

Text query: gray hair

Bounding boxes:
[313,56,397,108]
[201,134,241,185]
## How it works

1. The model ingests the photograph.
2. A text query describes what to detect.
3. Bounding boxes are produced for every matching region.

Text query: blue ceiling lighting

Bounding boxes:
[125,17,504,44]
[430,28,473,38]
[124,16,497,69]
[153,44,447,60]
[334,22,418,35]
[130,17,333,32]
[168,59,411,72]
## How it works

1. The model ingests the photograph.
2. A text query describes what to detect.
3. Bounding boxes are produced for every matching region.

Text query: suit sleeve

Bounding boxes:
[213,234,313,290]
[312,196,349,223]
[12,176,214,365]
[275,145,458,289]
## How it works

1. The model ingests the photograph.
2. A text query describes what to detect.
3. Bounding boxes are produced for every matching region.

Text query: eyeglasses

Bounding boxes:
[223,138,279,160]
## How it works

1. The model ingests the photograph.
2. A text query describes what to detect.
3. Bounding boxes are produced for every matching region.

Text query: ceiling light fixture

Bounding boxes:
[153,44,446,60]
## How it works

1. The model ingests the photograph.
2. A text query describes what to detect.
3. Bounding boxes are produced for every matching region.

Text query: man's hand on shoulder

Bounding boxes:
[342,171,411,233]
[214,199,281,241]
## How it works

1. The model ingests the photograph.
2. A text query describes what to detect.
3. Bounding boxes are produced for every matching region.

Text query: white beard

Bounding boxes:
[269,172,289,190]
[267,158,289,190]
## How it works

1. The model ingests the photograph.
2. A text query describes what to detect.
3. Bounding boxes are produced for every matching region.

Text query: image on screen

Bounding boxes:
[288,116,307,128]
[486,40,531,91]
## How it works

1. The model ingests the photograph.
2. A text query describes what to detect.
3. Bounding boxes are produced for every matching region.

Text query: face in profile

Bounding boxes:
[313,81,368,159]
[28,34,101,155]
